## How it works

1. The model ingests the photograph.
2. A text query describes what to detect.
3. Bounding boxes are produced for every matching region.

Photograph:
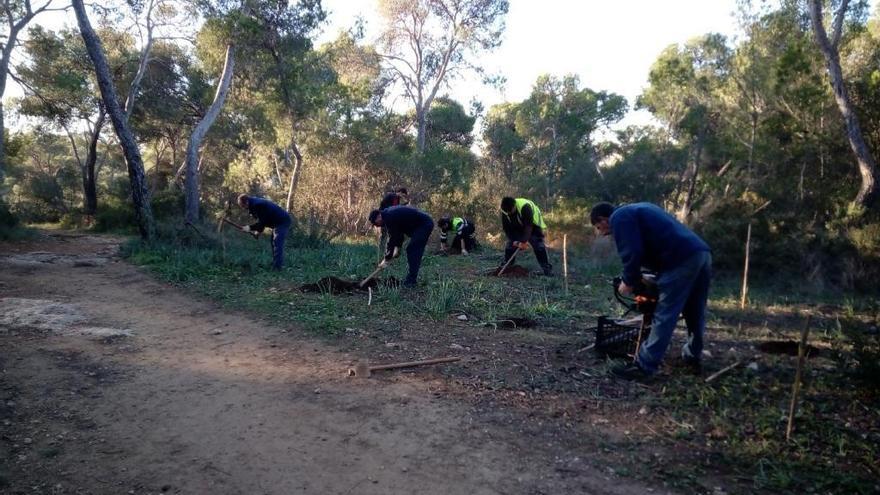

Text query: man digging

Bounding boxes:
[368,205,434,288]
[500,196,553,276]
[590,201,712,381]
[237,194,292,271]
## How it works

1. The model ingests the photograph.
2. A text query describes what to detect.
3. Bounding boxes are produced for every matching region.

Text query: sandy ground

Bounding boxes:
[0,231,671,495]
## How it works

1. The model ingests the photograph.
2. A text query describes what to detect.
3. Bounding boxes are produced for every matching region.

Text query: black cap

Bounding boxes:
[500,197,515,212]
[368,209,381,225]
[590,202,615,224]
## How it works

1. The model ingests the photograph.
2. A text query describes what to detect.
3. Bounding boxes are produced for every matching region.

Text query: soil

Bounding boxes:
[299,276,400,294]
[756,340,823,358]
[485,264,530,278]
[0,232,667,495]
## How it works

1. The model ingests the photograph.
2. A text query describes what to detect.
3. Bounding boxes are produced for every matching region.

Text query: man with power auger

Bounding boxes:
[590,201,712,381]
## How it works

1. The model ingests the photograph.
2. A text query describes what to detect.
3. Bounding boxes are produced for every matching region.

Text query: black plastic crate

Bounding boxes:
[595,315,651,358]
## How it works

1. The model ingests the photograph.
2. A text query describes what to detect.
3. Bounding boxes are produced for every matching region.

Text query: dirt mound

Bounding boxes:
[485,265,530,277]
[757,340,822,358]
[300,276,400,294]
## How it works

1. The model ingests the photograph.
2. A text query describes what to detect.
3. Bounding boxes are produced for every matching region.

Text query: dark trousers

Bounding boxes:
[504,231,551,274]
[451,224,477,251]
[405,224,433,285]
[271,223,290,270]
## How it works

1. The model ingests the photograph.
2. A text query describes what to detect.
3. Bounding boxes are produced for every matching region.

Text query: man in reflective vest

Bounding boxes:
[438,216,477,255]
[500,196,552,276]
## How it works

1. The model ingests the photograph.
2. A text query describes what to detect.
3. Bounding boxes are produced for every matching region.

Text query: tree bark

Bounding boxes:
[677,127,707,222]
[83,108,106,215]
[183,43,234,222]
[72,0,155,239]
[285,142,303,212]
[809,0,878,211]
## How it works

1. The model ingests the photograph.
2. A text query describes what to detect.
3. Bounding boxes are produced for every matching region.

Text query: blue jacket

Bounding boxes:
[610,203,710,286]
[247,197,291,232]
[382,206,434,259]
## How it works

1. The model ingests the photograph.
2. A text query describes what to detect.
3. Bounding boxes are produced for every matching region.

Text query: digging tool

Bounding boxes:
[360,247,399,287]
[359,264,386,288]
[185,221,210,241]
[222,217,259,239]
[348,356,461,378]
[497,248,521,276]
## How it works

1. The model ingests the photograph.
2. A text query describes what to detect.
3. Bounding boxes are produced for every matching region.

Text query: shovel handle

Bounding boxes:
[222,217,259,239]
[359,265,385,288]
[497,248,520,276]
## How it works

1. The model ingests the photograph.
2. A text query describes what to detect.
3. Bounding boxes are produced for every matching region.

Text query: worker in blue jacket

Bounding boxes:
[590,202,712,380]
[368,205,434,287]
[237,194,292,271]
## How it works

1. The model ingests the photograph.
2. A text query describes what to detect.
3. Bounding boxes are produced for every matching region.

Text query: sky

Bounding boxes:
[7,0,877,132]
[316,0,749,128]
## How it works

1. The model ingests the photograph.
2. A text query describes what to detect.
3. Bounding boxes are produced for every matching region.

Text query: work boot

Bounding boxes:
[541,264,553,276]
[610,362,653,382]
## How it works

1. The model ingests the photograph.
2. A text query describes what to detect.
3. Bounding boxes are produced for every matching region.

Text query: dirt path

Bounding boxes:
[0,232,667,495]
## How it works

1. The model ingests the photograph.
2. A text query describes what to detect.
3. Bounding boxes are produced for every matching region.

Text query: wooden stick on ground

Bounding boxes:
[786,314,813,441]
[576,343,596,354]
[705,360,743,383]
[348,356,461,378]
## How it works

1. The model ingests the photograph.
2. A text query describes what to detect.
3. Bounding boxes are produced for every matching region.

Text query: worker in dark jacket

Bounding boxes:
[368,205,433,287]
[438,216,477,255]
[590,202,712,380]
[237,194,292,270]
[500,196,552,276]
[379,187,409,209]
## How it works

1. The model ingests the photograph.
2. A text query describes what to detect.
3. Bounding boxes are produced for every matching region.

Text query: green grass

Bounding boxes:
[123,220,620,335]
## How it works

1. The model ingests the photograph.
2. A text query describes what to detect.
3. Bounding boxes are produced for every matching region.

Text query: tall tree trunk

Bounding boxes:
[285,142,303,212]
[183,43,235,222]
[677,128,706,222]
[416,107,428,153]
[72,0,155,239]
[809,0,878,211]
[83,109,106,215]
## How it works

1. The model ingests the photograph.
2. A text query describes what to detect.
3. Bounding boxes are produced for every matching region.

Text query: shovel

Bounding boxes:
[359,264,386,288]
[221,217,259,239]
[497,247,521,276]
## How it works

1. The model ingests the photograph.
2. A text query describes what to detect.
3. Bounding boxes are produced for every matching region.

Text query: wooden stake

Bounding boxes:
[740,221,752,309]
[563,234,569,294]
[786,314,812,441]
